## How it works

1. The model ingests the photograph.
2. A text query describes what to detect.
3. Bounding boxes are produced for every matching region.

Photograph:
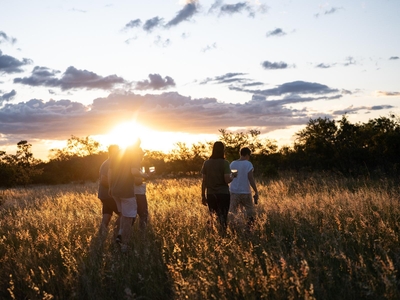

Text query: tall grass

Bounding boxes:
[1,175,399,299]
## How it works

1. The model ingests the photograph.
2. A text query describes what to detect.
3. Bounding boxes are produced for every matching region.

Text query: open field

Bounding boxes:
[1,175,400,299]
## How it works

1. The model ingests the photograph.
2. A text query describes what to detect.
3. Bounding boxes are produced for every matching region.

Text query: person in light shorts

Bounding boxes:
[229,147,259,228]
[108,141,148,251]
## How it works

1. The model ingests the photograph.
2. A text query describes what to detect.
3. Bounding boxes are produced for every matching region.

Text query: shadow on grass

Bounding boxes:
[77,223,173,300]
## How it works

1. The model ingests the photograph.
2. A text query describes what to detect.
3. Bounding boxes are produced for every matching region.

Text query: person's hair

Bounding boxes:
[240,147,251,157]
[210,141,225,159]
[108,144,119,156]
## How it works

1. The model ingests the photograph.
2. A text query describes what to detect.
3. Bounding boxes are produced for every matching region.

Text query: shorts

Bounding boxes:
[113,196,137,218]
[229,193,255,218]
[99,196,119,215]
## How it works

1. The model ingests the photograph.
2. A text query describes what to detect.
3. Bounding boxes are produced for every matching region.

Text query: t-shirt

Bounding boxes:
[229,160,254,194]
[201,158,231,194]
[98,159,113,200]
[109,151,138,198]
[134,183,146,195]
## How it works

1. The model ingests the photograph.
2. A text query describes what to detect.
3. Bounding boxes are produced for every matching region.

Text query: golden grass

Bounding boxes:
[1,175,399,299]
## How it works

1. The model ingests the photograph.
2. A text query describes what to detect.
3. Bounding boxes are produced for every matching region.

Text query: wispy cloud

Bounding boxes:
[315,63,332,69]
[13,66,126,90]
[261,61,290,70]
[266,28,286,37]
[200,72,247,84]
[0,89,16,105]
[201,43,217,53]
[0,31,17,45]
[377,91,400,97]
[209,0,268,18]
[315,6,343,18]
[143,17,164,32]
[123,19,142,31]
[231,80,340,98]
[166,1,199,27]
[332,105,395,115]
[343,56,356,66]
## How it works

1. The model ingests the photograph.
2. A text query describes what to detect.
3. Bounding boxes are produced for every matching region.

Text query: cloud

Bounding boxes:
[212,1,268,18]
[315,63,332,69]
[261,61,289,70]
[143,17,164,32]
[231,80,340,98]
[0,50,33,74]
[315,7,343,18]
[0,87,392,144]
[389,56,399,60]
[220,2,248,15]
[154,36,171,47]
[343,56,356,66]
[201,43,217,53]
[166,1,199,27]
[135,74,176,90]
[124,19,142,30]
[0,90,16,105]
[208,0,223,14]
[332,105,395,116]
[324,7,342,15]
[200,72,247,84]
[14,66,126,90]
[376,91,400,97]
[0,31,17,45]
[70,8,87,13]
[266,28,286,37]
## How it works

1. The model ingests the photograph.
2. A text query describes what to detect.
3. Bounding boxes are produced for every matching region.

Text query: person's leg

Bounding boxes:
[229,193,240,214]
[136,194,148,231]
[242,194,256,227]
[99,198,115,235]
[100,213,112,233]
[218,194,230,231]
[206,194,218,228]
[119,197,137,252]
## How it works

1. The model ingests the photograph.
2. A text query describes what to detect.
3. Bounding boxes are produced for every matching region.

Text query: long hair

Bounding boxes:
[210,141,225,159]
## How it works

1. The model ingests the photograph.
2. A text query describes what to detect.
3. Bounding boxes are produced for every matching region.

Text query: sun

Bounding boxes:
[103,121,151,149]
[96,120,218,154]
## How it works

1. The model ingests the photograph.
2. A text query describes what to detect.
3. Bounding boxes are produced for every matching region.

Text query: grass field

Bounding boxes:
[1,174,400,299]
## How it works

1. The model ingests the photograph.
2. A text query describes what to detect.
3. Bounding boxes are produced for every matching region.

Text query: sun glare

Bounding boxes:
[96,120,217,154]
[103,121,146,149]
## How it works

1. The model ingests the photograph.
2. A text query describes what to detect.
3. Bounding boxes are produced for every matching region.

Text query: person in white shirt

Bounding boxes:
[229,147,259,228]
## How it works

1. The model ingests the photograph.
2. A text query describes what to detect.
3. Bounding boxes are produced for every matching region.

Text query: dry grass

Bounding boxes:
[1,175,400,299]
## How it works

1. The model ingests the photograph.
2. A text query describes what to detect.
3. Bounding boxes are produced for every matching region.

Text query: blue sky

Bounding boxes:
[1,0,399,160]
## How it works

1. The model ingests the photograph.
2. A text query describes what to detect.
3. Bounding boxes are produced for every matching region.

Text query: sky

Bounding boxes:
[1,0,399,161]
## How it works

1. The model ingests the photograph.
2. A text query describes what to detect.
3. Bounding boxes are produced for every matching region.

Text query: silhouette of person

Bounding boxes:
[229,147,259,228]
[97,144,120,236]
[201,141,234,233]
[108,141,148,252]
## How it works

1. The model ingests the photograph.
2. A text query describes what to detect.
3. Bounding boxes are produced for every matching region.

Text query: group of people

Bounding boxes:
[201,141,259,233]
[97,140,258,252]
[97,140,149,252]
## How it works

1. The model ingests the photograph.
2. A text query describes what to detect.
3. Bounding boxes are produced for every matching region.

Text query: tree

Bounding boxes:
[49,135,101,160]
[0,141,43,187]
[295,117,337,170]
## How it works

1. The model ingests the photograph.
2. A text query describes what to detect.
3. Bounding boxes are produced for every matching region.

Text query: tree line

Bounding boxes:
[1,114,400,187]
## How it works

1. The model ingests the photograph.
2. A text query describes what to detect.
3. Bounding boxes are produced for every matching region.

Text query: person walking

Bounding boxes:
[132,141,149,232]
[108,142,148,252]
[229,147,259,229]
[201,141,234,233]
[97,144,120,236]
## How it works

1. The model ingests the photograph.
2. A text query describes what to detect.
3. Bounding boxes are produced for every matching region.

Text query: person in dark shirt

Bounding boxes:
[201,141,234,233]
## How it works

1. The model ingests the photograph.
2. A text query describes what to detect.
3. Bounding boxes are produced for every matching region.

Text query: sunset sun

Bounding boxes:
[104,121,152,149]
